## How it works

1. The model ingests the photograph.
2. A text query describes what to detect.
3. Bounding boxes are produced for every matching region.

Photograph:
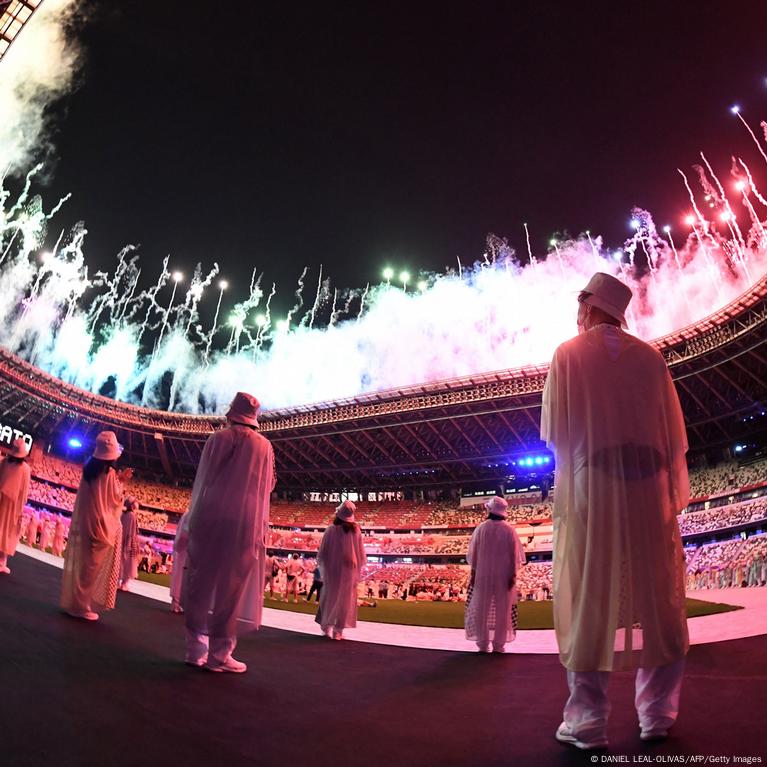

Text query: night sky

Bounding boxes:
[40,1,767,319]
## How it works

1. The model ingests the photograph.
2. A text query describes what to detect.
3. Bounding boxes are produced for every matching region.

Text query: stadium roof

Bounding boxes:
[0,0,41,63]
[1,275,766,489]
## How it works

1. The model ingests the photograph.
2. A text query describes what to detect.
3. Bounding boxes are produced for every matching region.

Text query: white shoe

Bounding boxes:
[492,645,506,654]
[205,656,247,673]
[476,642,490,653]
[184,655,207,668]
[67,610,99,621]
[640,728,668,742]
[555,722,608,750]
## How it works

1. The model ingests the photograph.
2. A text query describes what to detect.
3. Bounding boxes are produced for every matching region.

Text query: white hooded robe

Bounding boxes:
[541,324,690,672]
[465,519,526,645]
[0,458,31,556]
[182,424,275,633]
[315,522,366,631]
[61,468,123,614]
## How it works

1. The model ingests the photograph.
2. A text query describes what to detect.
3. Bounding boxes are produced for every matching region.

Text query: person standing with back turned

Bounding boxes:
[0,437,31,575]
[182,391,276,673]
[60,431,125,621]
[541,272,690,750]
[315,500,366,640]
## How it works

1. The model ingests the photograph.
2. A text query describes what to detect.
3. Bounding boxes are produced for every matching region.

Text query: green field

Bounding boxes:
[259,594,740,630]
[138,571,171,587]
[137,573,741,629]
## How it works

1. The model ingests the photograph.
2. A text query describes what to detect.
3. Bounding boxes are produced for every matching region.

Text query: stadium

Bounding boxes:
[2,2,767,765]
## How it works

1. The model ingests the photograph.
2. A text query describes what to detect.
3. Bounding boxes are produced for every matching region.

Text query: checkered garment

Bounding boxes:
[93,528,121,610]
[464,581,519,638]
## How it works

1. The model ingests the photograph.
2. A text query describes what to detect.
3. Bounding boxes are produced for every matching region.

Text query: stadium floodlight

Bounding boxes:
[68,437,82,449]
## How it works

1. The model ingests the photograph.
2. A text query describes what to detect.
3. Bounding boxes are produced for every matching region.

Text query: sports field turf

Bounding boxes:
[261,594,740,629]
[136,573,741,629]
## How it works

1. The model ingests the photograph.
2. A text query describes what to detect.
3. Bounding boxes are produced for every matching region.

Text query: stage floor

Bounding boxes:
[1,550,766,765]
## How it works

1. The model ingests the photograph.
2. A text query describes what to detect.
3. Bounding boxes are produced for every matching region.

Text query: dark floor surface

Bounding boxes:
[1,553,765,767]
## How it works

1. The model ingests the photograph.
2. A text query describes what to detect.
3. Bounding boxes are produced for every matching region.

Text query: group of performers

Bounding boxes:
[0,272,693,749]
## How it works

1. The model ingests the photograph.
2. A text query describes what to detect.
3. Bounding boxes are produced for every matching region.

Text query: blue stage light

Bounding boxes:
[68,438,83,449]
[534,456,543,465]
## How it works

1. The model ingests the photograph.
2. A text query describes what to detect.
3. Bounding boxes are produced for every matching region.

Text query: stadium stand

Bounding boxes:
[16,452,767,598]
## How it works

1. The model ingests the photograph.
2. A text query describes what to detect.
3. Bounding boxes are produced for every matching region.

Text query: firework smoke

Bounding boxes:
[1,3,767,414]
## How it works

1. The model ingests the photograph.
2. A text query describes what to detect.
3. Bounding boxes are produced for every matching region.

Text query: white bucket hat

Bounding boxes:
[580,272,633,328]
[93,431,123,461]
[8,437,30,459]
[485,496,509,518]
[226,391,260,427]
[336,500,356,522]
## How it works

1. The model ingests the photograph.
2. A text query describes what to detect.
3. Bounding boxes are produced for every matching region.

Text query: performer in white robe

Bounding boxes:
[25,510,39,548]
[169,510,190,613]
[18,508,31,546]
[464,496,526,653]
[60,432,125,621]
[182,392,275,673]
[51,515,67,557]
[0,438,32,575]
[315,501,366,640]
[38,513,54,551]
[541,272,690,750]
[119,497,141,591]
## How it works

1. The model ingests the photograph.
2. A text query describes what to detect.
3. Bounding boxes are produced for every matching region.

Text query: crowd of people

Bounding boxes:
[422,501,553,527]
[677,496,767,536]
[15,453,767,563]
[688,457,767,499]
[19,508,70,556]
[30,453,192,513]
[10,457,767,597]
[685,534,767,589]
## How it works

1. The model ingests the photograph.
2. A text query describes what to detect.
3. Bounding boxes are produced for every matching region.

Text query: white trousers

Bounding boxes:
[564,658,685,742]
[185,630,236,665]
